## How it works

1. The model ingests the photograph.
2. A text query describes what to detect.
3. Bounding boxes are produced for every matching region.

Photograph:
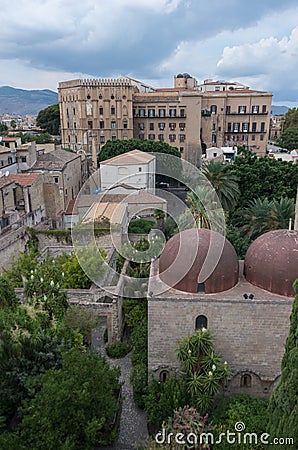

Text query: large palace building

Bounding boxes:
[58,74,272,166]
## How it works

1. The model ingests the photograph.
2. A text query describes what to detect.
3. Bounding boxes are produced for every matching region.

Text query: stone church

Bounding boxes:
[148,227,298,396]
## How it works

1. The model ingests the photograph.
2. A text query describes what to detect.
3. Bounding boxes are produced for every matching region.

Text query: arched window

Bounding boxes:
[240,373,252,388]
[195,315,208,330]
[159,370,168,383]
[197,282,205,293]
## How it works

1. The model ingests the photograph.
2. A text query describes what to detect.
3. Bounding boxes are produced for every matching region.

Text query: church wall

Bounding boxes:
[148,296,293,395]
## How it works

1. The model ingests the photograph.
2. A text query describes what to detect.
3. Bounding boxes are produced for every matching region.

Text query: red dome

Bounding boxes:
[159,228,239,294]
[244,229,298,297]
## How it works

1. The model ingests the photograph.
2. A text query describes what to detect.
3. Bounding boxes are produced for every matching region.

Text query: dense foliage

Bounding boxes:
[226,153,298,209]
[267,281,298,448]
[36,104,60,135]
[98,138,180,163]
[128,218,156,234]
[211,394,269,450]
[277,126,298,151]
[281,107,298,130]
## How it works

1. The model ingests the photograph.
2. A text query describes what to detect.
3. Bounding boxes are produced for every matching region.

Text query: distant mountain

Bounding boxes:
[271,105,289,116]
[0,86,58,115]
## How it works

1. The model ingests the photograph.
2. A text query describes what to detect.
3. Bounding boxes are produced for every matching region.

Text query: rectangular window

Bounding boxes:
[169,108,177,117]
[99,107,103,115]
[73,108,76,115]
[54,177,59,184]
[169,123,176,130]
[8,156,13,164]
[21,156,27,162]
[169,134,176,142]
[238,105,246,114]
[180,147,184,153]
[212,123,216,131]
[180,108,185,117]
[179,123,185,130]
[159,109,166,117]
[242,135,248,141]
[158,123,165,130]
[226,105,231,114]
[73,122,76,129]
[111,107,115,115]
[158,134,164,141]
[211,105,217,114]
[233,135,239,142]
[252,122,257,132]
[227,122,232,132]
[139,123,145,130]
[262,105,267,113]
[100,136,105,144]
[100,120,104,129]
[148,108,155,117]
[148,134,155,140]
[88,120,93,129]
[111,135,117,141]
[233,122,240,132]
[252,105,259,114]
[123,123,127,129]
[242,122,249,132]
[179,134,185,142]
[139,133,144,140]
[212,134,217,144]
[252,134,256,141]
[260,122,265,132]
[260,134,264,141]
[149,123,154,130]
[111,121,116,128]
[139,109,145,117]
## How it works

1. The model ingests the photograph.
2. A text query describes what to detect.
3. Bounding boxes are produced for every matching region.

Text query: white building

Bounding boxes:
[100,149,156,193]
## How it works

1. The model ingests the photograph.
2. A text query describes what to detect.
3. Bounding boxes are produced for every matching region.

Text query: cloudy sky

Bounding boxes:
[1,0,298,105]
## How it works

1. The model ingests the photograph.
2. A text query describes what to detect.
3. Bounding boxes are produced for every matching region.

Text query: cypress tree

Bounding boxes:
[267,280,298,448]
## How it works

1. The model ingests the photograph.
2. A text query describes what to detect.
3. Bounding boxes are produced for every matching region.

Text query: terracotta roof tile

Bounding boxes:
[6,173,40,186]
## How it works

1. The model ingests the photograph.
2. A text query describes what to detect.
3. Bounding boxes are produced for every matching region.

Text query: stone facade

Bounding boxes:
[148,260,294,397]
[58,74,272,165]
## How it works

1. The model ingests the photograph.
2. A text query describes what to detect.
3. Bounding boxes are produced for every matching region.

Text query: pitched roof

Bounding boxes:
[100,149,155,166]
[6,173,40,186]
[31,149,79,171]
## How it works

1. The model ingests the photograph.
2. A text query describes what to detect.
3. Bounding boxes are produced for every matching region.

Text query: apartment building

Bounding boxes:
[58,74,272,166]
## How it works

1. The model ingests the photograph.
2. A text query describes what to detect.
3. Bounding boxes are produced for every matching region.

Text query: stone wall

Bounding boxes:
[148,296,293,396]
[0,226,29,270]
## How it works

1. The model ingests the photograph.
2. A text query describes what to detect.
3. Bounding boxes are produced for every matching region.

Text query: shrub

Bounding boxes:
[106,342,132,358]
[210,394,269,449]
[130,364,148,408]
[144,377,189,430]
[128,218,156,234]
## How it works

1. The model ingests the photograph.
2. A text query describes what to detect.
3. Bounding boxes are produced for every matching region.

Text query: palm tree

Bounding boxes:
[238,197,295,240]
[202,160,240,211]
[184,185,225,232]
[153,209,165,232]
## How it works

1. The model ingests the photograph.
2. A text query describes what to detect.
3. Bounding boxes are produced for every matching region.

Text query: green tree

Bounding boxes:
[277,126,298,151]
[98,138,180,163]
[176,329,231,412]
[267,281,298,448]
[226,153,298,210]
[237,197,295,241]
[202,160,240,211]
[0,123,8,134]
[19,350,121,449]
[282,107,298,130]
[36,104,60,135]
[10,119,17,129]
[0,278,18,309]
